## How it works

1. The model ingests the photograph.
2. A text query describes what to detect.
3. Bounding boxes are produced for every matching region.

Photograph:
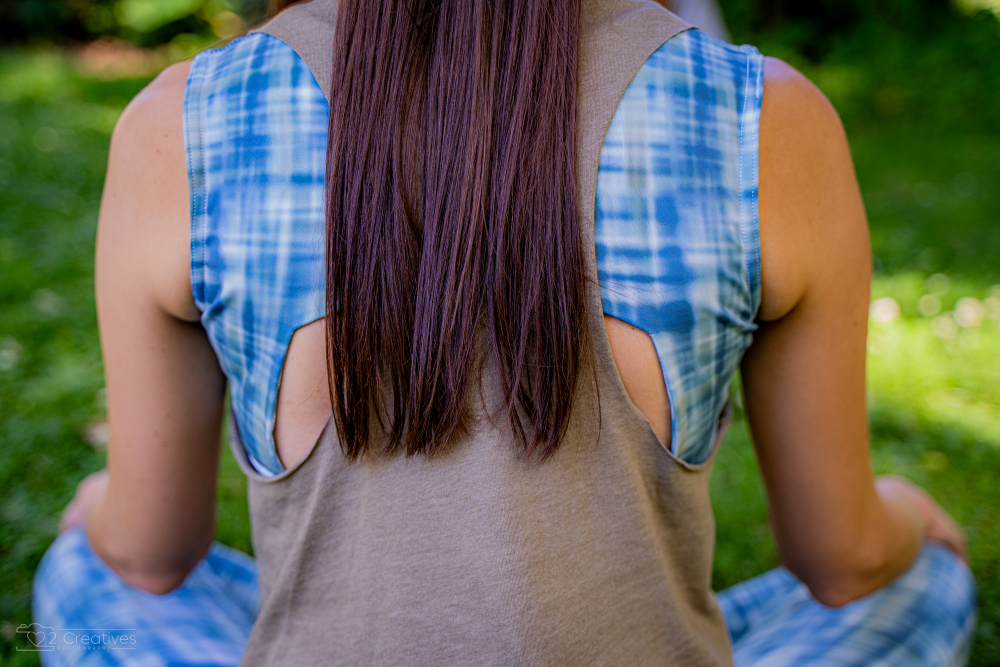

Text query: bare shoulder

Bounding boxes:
[99,61,198,322]
[757,56,869,322]
[111,62,191,158]
[762,57,833,109]
[116,61,191,131]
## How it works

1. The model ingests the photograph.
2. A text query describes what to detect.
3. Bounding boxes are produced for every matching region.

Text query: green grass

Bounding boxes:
[1,26,999,664]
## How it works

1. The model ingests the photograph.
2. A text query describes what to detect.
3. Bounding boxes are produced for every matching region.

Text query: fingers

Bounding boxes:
[877,474,968,563]
[59,495,87,532]
[59,470,109,533]
[926,500,968,563]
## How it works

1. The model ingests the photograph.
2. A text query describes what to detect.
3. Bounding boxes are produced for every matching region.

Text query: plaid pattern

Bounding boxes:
[594,30,763,463]
[186,33,328,474]
[718,542,977,666]
[185,29,762,474]
[32,532,974,666]
[32,528,258,666]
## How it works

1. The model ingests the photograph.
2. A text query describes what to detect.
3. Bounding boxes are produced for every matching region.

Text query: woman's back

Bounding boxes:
[191,1,760,476]
[182,1,756,663]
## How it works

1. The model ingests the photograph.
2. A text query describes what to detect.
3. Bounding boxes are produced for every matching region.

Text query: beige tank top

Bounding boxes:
[234,1,734,664]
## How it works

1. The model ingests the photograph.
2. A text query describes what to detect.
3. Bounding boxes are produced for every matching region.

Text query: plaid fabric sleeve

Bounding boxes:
[594,29,764,465]
[186,33,328,476]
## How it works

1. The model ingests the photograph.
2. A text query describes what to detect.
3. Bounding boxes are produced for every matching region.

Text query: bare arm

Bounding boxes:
[745,58,964,607]
[77,61,225,594]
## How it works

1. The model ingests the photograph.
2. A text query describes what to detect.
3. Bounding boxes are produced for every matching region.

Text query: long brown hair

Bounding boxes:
[297,0,587,460]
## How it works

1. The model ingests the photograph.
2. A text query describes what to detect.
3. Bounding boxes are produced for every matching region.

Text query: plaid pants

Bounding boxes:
[33,528,975,666]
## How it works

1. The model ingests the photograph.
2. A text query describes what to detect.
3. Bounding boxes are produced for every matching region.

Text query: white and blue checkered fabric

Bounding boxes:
[186,33,328,475]
[184,28,762,474]
[718,542,977,666]
[595,30,763,463]
[33,528,258,667]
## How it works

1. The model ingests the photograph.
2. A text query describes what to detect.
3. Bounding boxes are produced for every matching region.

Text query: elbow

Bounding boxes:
[802,578,870,608]
[784,542,898,608]
[82,481,214,595]
[790,567,880,608]
[90,535,206,595]
[115,566,193,595]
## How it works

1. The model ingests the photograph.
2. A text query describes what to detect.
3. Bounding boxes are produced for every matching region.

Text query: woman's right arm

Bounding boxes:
[743,57,965,608]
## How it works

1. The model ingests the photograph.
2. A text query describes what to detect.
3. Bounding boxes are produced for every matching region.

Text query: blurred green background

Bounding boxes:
[1,0,999,664]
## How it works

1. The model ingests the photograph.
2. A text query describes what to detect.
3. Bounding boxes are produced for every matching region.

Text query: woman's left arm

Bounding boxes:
[74,61,226,595]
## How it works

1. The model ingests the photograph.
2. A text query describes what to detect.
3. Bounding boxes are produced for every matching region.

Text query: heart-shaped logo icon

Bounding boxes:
[16,623,54,650]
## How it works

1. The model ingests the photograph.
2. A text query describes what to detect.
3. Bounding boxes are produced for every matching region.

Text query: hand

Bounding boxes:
[876,475,967,563]
[60,469,109,533]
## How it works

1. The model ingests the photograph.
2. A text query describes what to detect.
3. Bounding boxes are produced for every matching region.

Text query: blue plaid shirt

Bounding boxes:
[185,28,763,475]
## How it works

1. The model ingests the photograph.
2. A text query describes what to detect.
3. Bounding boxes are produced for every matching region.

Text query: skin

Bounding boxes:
[65,56,965,601]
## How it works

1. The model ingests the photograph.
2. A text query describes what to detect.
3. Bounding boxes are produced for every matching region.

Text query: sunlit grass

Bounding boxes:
[869,275,1000,447]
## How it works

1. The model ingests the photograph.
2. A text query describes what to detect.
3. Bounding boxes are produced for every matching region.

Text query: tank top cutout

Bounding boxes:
[185,11,762,476]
